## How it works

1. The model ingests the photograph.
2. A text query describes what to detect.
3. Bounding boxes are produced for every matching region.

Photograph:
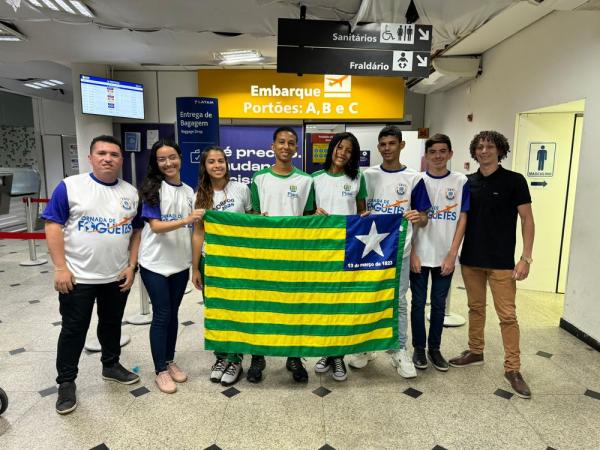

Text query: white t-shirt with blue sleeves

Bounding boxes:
[413,171,470,267]
[42,173,141,284]
[138,180,195,276]
[363,165,432,257]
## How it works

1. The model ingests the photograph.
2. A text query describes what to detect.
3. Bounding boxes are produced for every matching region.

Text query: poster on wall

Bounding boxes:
[219,126,303,184]
[305,133,334,174]
[175,97,219,189]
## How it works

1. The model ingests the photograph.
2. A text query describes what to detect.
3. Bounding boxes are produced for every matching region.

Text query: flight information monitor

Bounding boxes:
[80,75,144,119]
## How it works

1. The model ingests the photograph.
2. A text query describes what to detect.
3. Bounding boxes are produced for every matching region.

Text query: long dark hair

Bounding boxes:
[323,132,360,180]
[195,146,230,209]
[139,139,182,206]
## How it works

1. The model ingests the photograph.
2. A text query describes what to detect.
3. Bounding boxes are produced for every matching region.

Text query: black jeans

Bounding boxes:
[56,281,130,384]
[139,266,189,373]
[409,267,453,350]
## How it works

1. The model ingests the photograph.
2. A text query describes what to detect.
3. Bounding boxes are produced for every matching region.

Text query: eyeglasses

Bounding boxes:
[157,155,180,164]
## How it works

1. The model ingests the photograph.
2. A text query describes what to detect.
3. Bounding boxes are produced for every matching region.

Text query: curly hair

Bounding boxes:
[139,139,181,206]
[323,132,361,180]
[195,146,230,209]
[469,131,510,161]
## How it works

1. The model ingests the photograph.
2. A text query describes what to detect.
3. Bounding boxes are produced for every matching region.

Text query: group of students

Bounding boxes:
[44,124,534,415]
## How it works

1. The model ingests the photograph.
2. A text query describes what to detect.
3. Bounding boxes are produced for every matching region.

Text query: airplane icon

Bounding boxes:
[326,75,350,87]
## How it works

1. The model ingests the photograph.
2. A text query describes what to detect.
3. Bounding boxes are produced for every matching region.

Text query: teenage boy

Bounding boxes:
[349,125,431,378]
[43,135,142,415]
[410,134,469,372]
[449,130,535,399]
[249,126,315,383]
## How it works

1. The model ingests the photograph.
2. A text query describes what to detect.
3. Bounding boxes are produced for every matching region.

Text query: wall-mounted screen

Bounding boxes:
[80,74,144,120]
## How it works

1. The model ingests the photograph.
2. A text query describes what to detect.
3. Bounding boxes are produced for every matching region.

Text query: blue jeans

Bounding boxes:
[397,255,410,350]
[409,266,453,350]
[140,266,189,373]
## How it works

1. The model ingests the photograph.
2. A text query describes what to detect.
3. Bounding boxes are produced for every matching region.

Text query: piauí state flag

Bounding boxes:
[202,210,407,357]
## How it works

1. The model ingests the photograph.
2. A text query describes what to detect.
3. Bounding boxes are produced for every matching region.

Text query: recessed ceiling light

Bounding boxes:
[40,0,60,11]
[24,83,42,89]
[214,49,264,65]
[49,79,64,85]
[70,1,94,17]
[54,0,75,14]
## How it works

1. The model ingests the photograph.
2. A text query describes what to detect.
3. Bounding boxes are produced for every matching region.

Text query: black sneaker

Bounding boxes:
[102,363,140,385]
[246,355,266,383]
[56,381,77,415]
[413,347,428,370]
[286,357,308,383]
[331,357,347,381]
[428,349,449,372]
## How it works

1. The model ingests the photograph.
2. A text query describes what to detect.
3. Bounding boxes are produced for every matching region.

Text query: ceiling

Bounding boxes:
[0,0,597,102]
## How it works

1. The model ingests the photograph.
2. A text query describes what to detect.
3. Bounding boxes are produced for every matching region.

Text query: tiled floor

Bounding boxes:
[1,238,599,449]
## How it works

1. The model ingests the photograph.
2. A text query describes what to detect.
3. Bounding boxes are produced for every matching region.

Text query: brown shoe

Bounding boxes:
[448,350,484,367]
[504,371,531,399]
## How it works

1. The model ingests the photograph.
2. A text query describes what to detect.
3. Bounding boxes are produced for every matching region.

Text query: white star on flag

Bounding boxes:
[355,221,390,258]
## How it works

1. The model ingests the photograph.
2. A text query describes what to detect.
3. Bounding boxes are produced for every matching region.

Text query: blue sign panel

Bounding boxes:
[220,126,303,184]
[175,97,219,189]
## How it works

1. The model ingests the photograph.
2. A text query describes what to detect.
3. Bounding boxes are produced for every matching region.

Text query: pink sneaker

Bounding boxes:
[167,362,188,383]
[155,371,177,394]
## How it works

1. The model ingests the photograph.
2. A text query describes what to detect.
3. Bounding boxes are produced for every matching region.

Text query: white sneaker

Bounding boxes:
[391,349,417,378]
[221,362,243,387]
[210,358,228,383]
[314,357,331,374]
[348,352,376,369]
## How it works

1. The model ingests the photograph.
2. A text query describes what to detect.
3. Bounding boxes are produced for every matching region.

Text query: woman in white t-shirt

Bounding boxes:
[138,140,205,394]
[191,146,252,387]
[312,132,367,381]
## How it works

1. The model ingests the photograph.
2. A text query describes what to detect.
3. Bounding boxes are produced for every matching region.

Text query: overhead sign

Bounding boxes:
[277,19,432,78]
[198,70,404,120]
[175,97,219,189]
[277,47,430,78]
[278,19,432,51]
[527,142,556,177]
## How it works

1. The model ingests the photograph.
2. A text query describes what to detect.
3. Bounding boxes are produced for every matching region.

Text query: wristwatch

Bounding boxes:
[520,255,533,264]
[128,263,139,273]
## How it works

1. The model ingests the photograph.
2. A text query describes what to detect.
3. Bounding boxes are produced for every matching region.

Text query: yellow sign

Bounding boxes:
[198,70,404,120]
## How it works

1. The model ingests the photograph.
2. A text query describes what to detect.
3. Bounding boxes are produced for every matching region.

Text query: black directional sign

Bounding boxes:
[278,47,430,78]
[278,19,433,52]
[277,19,433,78]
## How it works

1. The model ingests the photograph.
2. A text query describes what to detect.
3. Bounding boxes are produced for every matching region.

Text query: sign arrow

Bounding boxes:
[418,28,430,40]
[531,181,548,187]
[417,55,428,67]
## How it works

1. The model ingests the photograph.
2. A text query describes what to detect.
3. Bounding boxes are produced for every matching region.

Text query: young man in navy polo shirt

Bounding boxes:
[449,131,535,399]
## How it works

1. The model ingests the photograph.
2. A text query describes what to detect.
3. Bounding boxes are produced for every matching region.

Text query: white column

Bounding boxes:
[70,64,113,174]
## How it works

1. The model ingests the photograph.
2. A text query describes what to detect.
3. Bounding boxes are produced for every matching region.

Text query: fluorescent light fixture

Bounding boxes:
[215,49,264,65]
[25,83,42,89]
[0,22,27,41]
[38,81,56,87]
[54,0,75,13]
[27,0,43,6]
[70,1,94,17]
[40,0,60,11]
[32,82,48,88]
[49,79,64,85]
[0,36,21,41]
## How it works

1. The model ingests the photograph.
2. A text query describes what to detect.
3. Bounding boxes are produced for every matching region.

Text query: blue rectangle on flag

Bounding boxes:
[344,214,401,271]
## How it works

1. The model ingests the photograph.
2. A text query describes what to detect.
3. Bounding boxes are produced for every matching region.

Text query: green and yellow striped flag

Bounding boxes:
[203,210,406,357]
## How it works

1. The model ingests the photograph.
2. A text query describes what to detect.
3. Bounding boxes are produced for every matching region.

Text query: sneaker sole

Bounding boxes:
[155,382,177,394]
[56,401,77,415]
[331,373,348,381]
[448,360,484,368]
[210,376,223,383]
[504,377,531,399]
[314,366,330,374]
[414,362,428,370]
[430,363,449,372]
[102,375,140,385]
[390,359,417,379]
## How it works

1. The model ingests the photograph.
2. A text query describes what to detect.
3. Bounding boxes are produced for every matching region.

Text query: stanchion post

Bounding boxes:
[126,277,152,325]
[19,197,47,266]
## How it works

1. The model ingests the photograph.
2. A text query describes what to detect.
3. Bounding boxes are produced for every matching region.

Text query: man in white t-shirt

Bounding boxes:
[410,133,469,372]
[43,135,143,415]
[249,126,314,383]
[348,125,431,379]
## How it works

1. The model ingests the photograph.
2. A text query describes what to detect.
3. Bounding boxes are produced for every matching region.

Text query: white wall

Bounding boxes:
[424,11,600,342]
